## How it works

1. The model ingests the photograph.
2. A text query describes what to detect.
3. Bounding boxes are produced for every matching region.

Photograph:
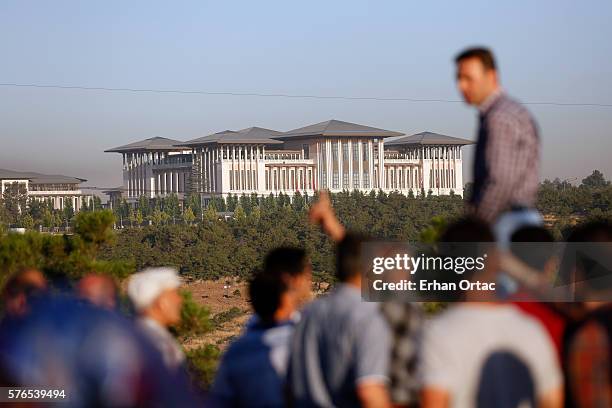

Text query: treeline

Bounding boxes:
[98,190,469,283]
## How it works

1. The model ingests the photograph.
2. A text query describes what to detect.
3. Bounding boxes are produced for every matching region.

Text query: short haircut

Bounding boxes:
[566,220,612,242]
[336,233,366,282]
[249,271,288,323]
[263,247,308,278]
[2,268,46,299]
[510,226,556,271]
[439,216,495,243]
[455,47,497,71]
[558,220,612,289]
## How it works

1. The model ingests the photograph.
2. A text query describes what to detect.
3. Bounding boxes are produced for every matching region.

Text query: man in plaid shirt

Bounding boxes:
[455,47,542,248]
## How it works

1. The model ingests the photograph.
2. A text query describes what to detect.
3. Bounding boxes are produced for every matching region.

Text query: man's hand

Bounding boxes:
[308,190,346,242]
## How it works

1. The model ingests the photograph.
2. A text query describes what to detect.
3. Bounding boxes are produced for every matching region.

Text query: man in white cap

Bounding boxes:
[127,267,185,371]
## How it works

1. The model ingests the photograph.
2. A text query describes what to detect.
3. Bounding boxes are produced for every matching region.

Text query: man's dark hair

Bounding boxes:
[510,226,556,271]
[263,247,308,278]
[557,220,612,291]
[249,271,288,323]
[439,216,495,243]
[2,268,46,300]
[336,233,366,282]
[436,217,495,300]
[566,220,612,243]
[455,47,497,71]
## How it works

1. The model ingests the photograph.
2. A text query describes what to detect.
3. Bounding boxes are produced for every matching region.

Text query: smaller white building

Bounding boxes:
[0,169,93,211]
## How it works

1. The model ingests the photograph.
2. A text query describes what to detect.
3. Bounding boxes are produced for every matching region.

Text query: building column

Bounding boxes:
[358,140,363,189]
[378,139,385,190]
[368,140,374,189]
[348,140,353,190]
[337,139,343,190]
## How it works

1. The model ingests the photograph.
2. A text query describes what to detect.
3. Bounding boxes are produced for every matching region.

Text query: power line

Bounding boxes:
[1,82,611,108]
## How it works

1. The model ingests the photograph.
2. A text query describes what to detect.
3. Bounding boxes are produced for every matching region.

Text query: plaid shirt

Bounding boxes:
[470,91,540,222]
[380,302,423,407]
[566,320,611,408]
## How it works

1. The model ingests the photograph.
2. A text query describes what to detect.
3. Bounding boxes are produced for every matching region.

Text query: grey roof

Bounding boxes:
[178,127,284,146]
[385,131,475,146]
[0,169,86,184]
[274,119,404,140]
[105,136,185,153]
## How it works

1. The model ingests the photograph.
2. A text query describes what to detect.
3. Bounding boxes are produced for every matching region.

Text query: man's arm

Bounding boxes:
[421,387,450,408]
[566,321,609,408]
[309,190,346,242]
[538,387,563,408]
[356,382,392,408]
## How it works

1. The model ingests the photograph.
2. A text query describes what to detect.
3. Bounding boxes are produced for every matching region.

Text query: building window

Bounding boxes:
[332,173,339,189]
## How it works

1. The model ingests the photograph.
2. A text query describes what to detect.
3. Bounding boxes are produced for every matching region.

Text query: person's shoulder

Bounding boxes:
[501,305,552,341]
[488,93,534,123]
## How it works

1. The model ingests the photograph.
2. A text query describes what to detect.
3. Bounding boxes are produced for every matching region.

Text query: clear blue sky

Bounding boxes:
[1,0,611,188]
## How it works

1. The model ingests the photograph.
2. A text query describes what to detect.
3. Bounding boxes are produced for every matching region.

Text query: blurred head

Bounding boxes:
[263,247,312,307]
[566,220,612,243]
[439,217,499,294]
[510,226,557,280]
[77,273,118,310]
[127,268,182,327]
[336,233,367,284]
[2,268,47,318]
[562,220,612,305]
[455,47,499,106]
[249,271,292,325]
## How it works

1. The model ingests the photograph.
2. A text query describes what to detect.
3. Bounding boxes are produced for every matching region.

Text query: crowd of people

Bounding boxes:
[0,47,611,407]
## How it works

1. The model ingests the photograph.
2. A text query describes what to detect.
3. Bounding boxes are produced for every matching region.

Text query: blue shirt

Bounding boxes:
[210,319,294,407]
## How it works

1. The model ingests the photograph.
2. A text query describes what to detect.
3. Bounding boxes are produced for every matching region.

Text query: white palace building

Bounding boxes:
[105,120,473,204]
[0,169,93,211]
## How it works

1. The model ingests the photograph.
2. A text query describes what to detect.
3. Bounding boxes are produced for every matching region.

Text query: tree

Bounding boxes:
[183,207,196,225]
[135,209,144,226]
[164,193,181,224]
[582,170,609,188]
[19,214,34,230]
[150,208,166,226]
[2,182,28,225]
[203,205,218,223]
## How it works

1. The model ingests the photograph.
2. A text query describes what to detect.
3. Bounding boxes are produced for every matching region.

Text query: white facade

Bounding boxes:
[0,170,93,211]
[107,122,473,203]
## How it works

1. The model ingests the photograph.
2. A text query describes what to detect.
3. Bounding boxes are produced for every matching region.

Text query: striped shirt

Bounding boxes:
[470,90,540,222]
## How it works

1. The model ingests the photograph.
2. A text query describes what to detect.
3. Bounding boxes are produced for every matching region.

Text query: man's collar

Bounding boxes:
[478,88,504,114]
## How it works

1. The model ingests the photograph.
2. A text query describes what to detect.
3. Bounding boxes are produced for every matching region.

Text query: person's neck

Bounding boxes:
[477,86,502,111]
[143,309,168,328]
[273,305,295,322]
[342,276,361,289]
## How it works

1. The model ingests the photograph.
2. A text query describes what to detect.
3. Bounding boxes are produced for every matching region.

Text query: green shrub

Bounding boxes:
[185,344,221,391]
[174,290,213,339]
[212,306,246,327]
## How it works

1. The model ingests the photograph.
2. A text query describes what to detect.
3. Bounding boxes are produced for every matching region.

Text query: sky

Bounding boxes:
[0,0,611,189]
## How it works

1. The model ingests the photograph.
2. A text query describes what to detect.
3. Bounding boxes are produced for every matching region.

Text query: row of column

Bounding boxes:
[31,195,91,211]
[196,145,266,193]
[155,171,189,195]
[318,139,378,191]
[427,145,460,190]
[386,165,421,190]
[265,165,315,191]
